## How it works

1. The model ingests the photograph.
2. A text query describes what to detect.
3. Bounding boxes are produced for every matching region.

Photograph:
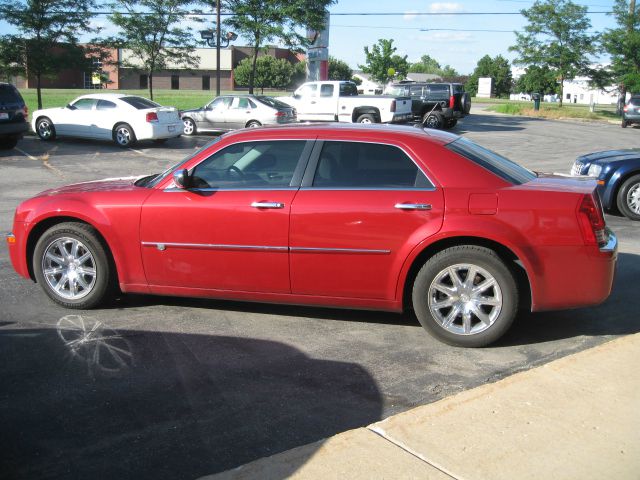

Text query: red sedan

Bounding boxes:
[6,124,617,347]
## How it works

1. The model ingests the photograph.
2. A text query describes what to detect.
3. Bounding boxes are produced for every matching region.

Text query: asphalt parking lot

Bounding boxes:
[1,109,639,479]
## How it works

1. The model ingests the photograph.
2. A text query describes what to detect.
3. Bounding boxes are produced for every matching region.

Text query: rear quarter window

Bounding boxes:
[446,137,536,185]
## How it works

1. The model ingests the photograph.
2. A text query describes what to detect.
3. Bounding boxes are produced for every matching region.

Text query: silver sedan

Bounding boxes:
[181,95,297,134]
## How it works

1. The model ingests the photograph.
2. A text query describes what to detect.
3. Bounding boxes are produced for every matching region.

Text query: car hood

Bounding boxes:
[36,176,142,196]
[576,149,640,164]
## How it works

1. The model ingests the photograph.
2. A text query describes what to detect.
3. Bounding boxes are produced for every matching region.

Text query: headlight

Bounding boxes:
[587,164,602,177]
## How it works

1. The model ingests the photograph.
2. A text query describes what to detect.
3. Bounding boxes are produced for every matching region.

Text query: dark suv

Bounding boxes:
[0,83,28,150]
[385,81,471,129]
[622,95,640,128]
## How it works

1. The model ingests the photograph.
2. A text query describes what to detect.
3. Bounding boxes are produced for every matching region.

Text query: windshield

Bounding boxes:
[139,137,223,188]
[446,137,537,185]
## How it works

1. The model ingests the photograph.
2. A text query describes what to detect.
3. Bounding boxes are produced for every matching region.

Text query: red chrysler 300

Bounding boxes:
[6,124,617,347]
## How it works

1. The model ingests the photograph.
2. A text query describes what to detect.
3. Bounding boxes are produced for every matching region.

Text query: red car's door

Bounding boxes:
[290,140,444,300]
[140,139,311,293]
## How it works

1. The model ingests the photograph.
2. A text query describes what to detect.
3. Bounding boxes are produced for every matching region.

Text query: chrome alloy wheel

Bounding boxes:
[37,119,53,139]
[626,182,640,214]
[183,118,195,135]
[428,263,502,335]
[115,126,132,146]
[41,237,97,300]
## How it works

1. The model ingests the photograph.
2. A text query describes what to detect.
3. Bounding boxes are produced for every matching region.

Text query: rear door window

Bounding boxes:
[0,85,22,104]
[311,141,433,189]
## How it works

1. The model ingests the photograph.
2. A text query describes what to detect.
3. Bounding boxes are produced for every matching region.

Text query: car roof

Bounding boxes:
[74,93,143,101]
[220,122,460,146]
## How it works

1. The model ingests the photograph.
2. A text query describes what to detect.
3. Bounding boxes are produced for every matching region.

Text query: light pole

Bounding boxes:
[200,2,237,96]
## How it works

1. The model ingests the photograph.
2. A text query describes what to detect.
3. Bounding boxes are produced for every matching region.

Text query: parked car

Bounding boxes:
[571,148,640,220]
[622,94,640,128]
[385,81,471,129]
[181,95,297,135]
[0,83,28,150]
[31,93,182,147]
[7,124,617,347]
[281,81,412,124]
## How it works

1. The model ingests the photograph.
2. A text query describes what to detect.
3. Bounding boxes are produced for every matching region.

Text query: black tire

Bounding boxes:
[0,137,18,150]
[356,114,376,124]
[616,174,640,221]
[423,112,444,129]
[412,245,518,347]
[113,123,136,147]
[444,118,458,129]
[621,119,628,128]
[36,117,57,141]
[153,138,169,144]
[183,117,196,135]
[33,222,116,309]
[462,92,471,114]
[246,120,262,128]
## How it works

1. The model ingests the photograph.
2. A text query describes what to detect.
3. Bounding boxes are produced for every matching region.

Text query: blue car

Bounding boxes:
[571,149,640,220]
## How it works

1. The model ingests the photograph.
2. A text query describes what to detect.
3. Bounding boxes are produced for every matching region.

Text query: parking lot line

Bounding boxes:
[15,146,65,178]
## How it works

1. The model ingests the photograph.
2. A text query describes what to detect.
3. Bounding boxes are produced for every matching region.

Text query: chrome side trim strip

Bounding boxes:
[141,242,288,252]
[290,247,391,255]
[162,187,299,193]
[141,242,391,255]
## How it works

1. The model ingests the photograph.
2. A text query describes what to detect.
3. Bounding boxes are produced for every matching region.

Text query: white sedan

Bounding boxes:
[31,93,182,147]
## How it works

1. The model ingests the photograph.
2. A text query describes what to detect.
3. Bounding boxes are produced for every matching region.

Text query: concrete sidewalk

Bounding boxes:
[202,334,640,480]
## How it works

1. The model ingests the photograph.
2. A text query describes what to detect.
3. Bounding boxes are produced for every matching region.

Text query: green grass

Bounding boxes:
[484,100,619,122]
[19,88,291,115]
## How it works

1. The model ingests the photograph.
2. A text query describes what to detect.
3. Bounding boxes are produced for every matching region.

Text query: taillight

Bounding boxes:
[577,194,607,247]
[623,105,628,112]
[23,105,28,117]
[390,100,396,112]
[275,111,286,117]
[449,95,455,109]
[146,112,158,123]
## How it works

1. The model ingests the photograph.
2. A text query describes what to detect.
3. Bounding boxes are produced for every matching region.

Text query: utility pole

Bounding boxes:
[216,0,221,96]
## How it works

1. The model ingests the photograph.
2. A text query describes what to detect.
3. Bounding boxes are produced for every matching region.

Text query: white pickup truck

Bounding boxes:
[282,81,412,124]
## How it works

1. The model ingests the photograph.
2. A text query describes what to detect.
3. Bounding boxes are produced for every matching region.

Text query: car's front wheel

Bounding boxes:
[33,222,115,309]
[183,118,196,135]
[412,245,518,347]
[36,117,56,141]
[616,174,640,220]
[622,119,628,128]
[113,123,136,147]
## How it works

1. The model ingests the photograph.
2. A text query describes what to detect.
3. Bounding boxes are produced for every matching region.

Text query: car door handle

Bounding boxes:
[394,203,432,210]
[251,202,285,209]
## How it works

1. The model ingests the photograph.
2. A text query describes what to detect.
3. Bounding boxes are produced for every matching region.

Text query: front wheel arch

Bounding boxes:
[401,236,531,315]
[26,217,119,290]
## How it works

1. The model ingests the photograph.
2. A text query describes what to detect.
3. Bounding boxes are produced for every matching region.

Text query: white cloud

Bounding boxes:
[404,10,419,21]
[419,31,474,43]
[428,2,464,13]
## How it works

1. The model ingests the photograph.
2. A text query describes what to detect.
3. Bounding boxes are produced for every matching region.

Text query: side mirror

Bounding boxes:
[173,169,191,189]
[293,94,301,100]
[66,104,76,110]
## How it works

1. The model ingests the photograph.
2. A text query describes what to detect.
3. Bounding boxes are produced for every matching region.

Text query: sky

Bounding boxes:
[0,1,620,75]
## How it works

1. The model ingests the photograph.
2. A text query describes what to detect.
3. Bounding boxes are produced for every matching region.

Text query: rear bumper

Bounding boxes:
[0,121,28,138]
[390,113,412,123]
[136,122,182,140]
[530,229,618,311]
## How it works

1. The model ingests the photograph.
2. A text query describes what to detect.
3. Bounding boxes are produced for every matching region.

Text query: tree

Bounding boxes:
[0,0,97,109]
[514,65,559,95]
[359,39,409,84]
[409,54,459,79]
[465,55,513,97]
[108,0,201,100]
[328,56,353,81]
[598,0,640,102]
[223,0,336,94]
[234,55,294,93]
[509,0,597,107]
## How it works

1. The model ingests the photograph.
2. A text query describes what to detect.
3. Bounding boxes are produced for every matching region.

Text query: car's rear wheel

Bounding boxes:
[183,118,196,135]
[36,117,56,141]
[621,119,628,128]
[444,118,458,129]
[462,92,471,114]
[616,174,640,220]
[0,137,18,149]
[246,120,262,128]
[33,222,115,309]
[423,112,444,129]
[113,123,136,147]
[356,114,376,124]
[412,245,518,347]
